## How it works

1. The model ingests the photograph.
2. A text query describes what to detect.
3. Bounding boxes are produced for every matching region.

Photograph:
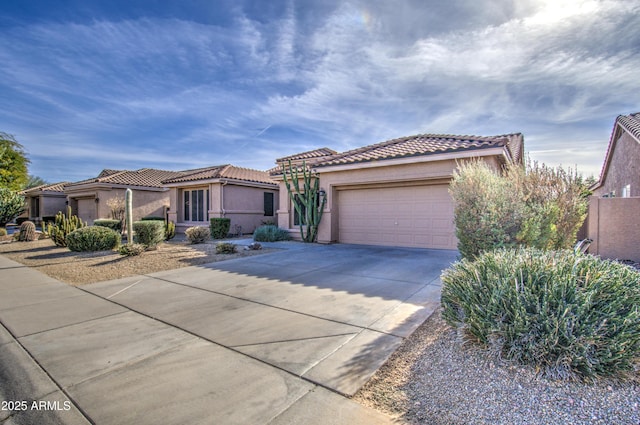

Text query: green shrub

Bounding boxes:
[133,220,165,249]
[253,225,292,242]
[441,248,640,381]
[210,218,231,239]
[216,242,237,254]
[185,226,210,244]
[165,221,175,241]
[0,227,6,236]
[66,226,121,252]
[118,243,146,256]
[94,219,122,232]
[0,188,26,227]
[449,160,588,259]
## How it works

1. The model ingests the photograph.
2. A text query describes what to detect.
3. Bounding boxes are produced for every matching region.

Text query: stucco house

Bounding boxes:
[588,112,640,262]
[20,182,70,225]
[272,133,524,249]
[162,165,278,235]
[64,168,185,224]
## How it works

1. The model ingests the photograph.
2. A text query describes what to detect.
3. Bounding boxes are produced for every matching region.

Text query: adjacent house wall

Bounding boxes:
[96,189,169,222]
[66,187,169,224]
[587,196,640,262]
[168,182,278,235]
[594,131,640,197]
[222,184,278,234]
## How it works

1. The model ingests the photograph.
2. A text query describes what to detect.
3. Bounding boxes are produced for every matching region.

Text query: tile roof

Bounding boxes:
[22,181,70,194]
[67,168,186,189]
[617,112,640,142]
[275,148,338,162]
[314,133,523,168]
[162,165,276,185]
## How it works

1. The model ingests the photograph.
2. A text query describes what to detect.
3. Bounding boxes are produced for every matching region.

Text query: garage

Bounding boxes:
[338,184,456,249]
[76,197,97,224]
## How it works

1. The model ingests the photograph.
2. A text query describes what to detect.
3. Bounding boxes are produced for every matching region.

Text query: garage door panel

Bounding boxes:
[338,185,456,249]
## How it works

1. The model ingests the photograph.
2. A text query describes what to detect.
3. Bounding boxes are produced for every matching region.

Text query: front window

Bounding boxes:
[293,195,306,226]
[183,189,209,222]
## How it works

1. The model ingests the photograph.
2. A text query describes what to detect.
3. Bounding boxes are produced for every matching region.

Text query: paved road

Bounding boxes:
[0,241,457,424]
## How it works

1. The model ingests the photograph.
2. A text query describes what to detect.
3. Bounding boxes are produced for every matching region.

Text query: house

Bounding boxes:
[63,168,185,224]
[591,112,640,198]
[588,112,640,262]
[162,165,278,235]
[272,133,523,249]
[19,182,70,225]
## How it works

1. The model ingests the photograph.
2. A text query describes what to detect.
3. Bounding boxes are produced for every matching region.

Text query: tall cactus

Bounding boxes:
[282,160,326,243]
[125,188,133,245]
[47,206,85,247]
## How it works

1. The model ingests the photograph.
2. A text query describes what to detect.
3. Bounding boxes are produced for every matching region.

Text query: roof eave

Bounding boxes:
[311,146,508,173]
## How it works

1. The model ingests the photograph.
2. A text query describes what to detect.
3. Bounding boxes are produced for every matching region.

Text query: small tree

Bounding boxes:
[0,188,26,227]
[282,160,326,243]
[106,195,126,223]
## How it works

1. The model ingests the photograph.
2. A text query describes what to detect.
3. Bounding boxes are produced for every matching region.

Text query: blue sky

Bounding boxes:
[1,0,638,183]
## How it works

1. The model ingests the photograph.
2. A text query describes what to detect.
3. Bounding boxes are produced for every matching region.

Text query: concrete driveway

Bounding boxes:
[0,241,457,424]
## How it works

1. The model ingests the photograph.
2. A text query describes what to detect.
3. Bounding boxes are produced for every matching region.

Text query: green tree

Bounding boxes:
[25,175,48,189]
[0,133,30,190]
[0,188,26,227]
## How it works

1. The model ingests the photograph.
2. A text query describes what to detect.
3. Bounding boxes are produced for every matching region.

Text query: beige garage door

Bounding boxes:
[77,198,97,224]
[338,184,456,249]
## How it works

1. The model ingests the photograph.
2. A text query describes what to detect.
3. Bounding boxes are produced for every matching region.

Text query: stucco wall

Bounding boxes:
[169,183,278,235]
[594,131,640,197]
[587,196,640,262]
[67,187,169,224]
[221,184,279,234]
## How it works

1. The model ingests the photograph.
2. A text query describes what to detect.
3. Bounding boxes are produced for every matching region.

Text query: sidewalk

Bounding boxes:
[0,255,397,425]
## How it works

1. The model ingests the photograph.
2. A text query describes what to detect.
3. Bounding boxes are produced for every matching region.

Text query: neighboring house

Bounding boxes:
[272,133,524,249]
[162,165,278,235]
[64,168,185,224]
[20,182,70,225]
[591,112,640,198]
[588,112,640,262]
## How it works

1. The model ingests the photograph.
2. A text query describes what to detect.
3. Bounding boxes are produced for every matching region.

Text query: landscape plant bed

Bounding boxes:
[354,308,639,425]
[0,239,276,285]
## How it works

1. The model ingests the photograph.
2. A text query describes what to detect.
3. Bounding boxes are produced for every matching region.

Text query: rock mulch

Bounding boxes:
[354,309,639,425]
[0,238,274,285]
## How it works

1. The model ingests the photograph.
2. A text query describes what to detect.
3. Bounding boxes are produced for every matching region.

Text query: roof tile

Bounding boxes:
[162,165,276,185]
[314,133,523,167]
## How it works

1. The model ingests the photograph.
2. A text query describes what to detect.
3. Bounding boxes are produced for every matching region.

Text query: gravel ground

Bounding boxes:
[354,309,639,425]
[0,238,275,285]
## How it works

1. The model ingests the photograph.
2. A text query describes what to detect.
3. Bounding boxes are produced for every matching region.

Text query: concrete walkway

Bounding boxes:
[0,242,457,424]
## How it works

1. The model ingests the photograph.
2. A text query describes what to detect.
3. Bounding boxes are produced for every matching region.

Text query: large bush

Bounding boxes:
[210,218,231,239]
[441,248,640,381]
[94,219,122,232]
[133,220,165,249]
[66,226,120,252]
[450,160,588,259]
[0,188,25,227]
[253,225,292,242]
